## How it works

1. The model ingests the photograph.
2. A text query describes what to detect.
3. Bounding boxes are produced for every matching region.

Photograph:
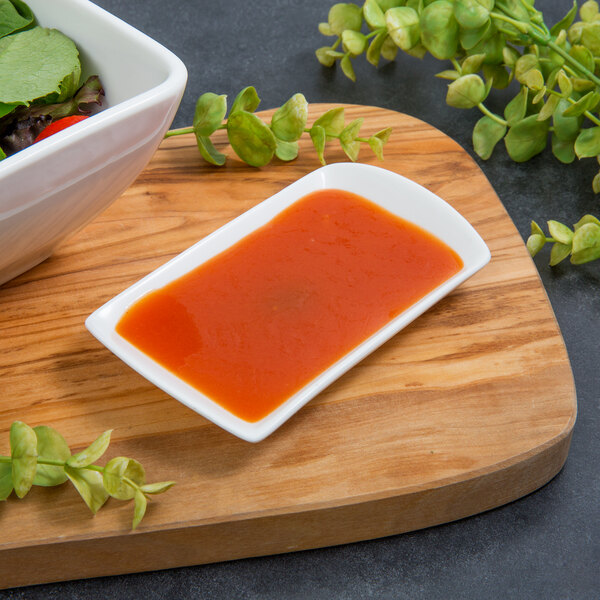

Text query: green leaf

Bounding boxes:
[0,462,13,500]
[328,3,363,35]
[571,245,600,263]
[366,30,387,66]
[531,220,546,238]
[10,421,37,499]
[435,69,460,80]
[459,20,490,50]
[230,86,260,115]
[103,457,146,501]
[140,481,176,495]
[0,145,6,161]
[527,233,546,257]
[316,46,337,67]
[340,117,363,161]
[502,45,520,68]
[0,0,34,39]
[0,102,18,119]
[193,93,227,137]
[196,135,226,166]
[569,44,595,73]
[132,489,147,530]
[571,222,600,263]
[453,0,494,30]
[368,135,384,160]
[227,110,277,167]
[537,94,560,122]
[548,220,574,244]
[472,115,507,160]
[342,30,367,55]
[64,466,108,514]
[553,98,583,141]
[571,222,600,253]
[504,87,528,126]
[313,107,345,137]
[551,134,576,164]
[308,98,343,123]
[0,28,81,106]
[522,69,545,92]
[563,92,600,117]
[514,54,539,84]
[549,242,572,265]
[462,53,486,74]
[309,124,327,165]
[340,53,356,81]
[581,0,599,23]
[67,430,112,469]
[275,138,299,161]
[574,126,600,158]
[377,0,405,9]
[550,0,578,36]
[380,34,399,60]
[504,115,549,162]
[318,22,334,36]
[446,74,486,109]
[557,70,573,98]
[482,64,511,90]
[593,172,600,194]
[420,0,459,59]
[574,214,600,229]
[33,426,70,487]
[270,93,308,142]
[363,0,386,28]
[532,86,546,105]
[386,7,420,50]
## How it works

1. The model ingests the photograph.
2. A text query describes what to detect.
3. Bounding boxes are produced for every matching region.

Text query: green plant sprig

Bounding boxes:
[165,86,392,167]
[527,213,600,263]
[0,421,175,530]
[317,0,600,169]
[316,0,600,267]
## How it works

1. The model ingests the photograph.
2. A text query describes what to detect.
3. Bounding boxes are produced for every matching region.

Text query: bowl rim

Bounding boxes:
[0,0,188,180]
[85,163,491,443]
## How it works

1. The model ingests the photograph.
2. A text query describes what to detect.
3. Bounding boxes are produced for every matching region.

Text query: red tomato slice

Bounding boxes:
[34,115,89,143]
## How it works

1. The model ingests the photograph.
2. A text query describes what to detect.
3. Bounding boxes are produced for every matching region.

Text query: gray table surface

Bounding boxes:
[3,1,598,598]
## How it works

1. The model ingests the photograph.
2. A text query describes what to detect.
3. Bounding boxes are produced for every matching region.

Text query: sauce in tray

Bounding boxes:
[116,189,463,422]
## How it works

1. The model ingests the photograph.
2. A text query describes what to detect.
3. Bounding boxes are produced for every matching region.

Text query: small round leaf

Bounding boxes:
[270,93,308,142]
[227,111,277,167]
[33,426,70,487]
[103,457,146,501]
[472,115,507,160]
[446,74,486,109]
[575,126,600,158]
[420,1,459,59]
[328,3,363,35]
[193,93,227,137]
[10,421,37,499]
[504,115,549,162]
[454,0,494,30]
[386,7,420,50]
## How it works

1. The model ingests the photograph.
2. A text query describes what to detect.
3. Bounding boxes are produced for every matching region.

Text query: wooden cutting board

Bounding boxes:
[0,105,576,589]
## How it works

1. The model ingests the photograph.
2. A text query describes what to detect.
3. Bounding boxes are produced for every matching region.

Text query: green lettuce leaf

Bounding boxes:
[0,0,35,39]
[0,26,81,106]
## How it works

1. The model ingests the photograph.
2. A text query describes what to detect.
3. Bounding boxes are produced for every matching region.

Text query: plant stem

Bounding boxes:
[164,126,194,137]
[477,103,509,126]
[547,40,600,87]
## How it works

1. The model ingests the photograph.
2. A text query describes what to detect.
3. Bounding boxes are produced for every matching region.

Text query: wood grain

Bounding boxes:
[0,105,576,589]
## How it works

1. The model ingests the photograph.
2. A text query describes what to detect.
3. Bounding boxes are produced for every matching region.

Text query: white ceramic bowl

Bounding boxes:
[0,0,187,285]
[86,163,491,442]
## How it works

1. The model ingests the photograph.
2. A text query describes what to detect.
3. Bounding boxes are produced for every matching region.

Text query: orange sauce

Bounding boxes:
[116,189,463,422]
